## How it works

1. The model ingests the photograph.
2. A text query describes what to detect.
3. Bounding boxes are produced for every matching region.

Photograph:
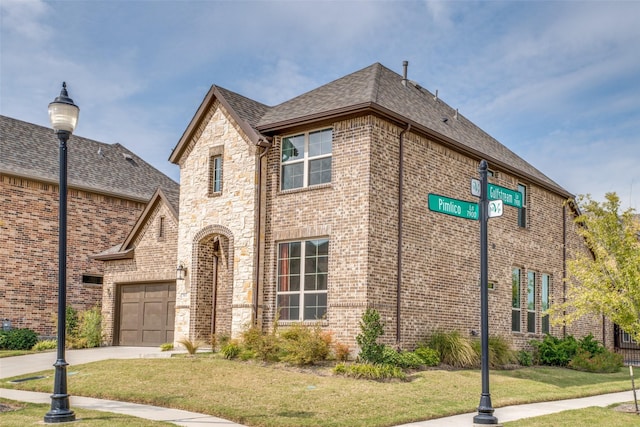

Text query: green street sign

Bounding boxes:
[428,193,479,220]
[488,183,522,208]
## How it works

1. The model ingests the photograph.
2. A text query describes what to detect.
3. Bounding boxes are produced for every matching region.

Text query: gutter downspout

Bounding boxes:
[254,140,272,325]
[562,204,567,338]
[397,123,411,346]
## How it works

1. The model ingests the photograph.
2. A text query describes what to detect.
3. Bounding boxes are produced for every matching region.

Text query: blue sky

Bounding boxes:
[2,0,639,209]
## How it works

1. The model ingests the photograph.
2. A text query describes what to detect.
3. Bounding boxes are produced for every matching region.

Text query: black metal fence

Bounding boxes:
[614,324,640,366]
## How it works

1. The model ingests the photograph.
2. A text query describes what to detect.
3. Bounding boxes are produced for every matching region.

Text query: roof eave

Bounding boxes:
[258,103,573,199]
[0,169,151,203]
[91,248,135,261]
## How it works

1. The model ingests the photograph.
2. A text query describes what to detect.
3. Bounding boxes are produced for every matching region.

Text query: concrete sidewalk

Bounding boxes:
[394,390,637,426]
[1,347,637,426]
[0,388,244,426]
[0,346,246,426]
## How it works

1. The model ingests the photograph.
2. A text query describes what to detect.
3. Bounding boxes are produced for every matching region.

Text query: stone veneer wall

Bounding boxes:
[0,174,144,336]
[174,101,258,341]
[100,200,178,345]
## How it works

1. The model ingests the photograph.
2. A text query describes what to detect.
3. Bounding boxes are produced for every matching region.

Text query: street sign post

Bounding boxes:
[428,194,478,220]
[473,160,498,425]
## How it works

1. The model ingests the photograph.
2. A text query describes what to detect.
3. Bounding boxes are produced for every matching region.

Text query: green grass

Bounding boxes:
[0,350,34,358]
[0,355,634,427]
[504,405,640,426]
[0,398,173,426]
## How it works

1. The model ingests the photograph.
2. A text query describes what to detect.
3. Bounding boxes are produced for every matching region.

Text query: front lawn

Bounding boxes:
[0,355,632,427]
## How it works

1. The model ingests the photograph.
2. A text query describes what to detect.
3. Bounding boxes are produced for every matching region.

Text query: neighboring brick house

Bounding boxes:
[0,115,178,337]
[103,62,612,350]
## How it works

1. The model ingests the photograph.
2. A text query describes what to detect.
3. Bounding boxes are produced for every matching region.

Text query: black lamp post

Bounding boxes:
[44,82,79,424]
[473,160,498,425]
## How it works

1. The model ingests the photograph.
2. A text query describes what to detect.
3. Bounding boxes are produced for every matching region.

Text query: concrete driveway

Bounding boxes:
[1,346,168,379]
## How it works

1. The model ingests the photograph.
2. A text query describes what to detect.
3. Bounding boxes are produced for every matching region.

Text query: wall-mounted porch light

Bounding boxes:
[176,264,186,280]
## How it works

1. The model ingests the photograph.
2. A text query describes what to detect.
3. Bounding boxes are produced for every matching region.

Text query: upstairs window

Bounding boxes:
[209,155,223,194]
[281,128,332,190]
[158,216,166,240]
[518,184,527,228]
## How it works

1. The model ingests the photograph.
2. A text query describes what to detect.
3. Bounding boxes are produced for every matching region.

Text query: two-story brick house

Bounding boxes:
[0,115,178,337]
[100,62,610,350]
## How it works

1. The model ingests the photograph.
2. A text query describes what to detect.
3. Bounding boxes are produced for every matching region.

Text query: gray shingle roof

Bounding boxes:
[1,115,178,202]
[255,63,568,196]
[215,86,270,129]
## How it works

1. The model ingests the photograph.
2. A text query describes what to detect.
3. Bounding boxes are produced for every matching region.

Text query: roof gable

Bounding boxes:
[0,115,178,202]
[169,62,570,197]
[92,186,179,260]
[169,86,271,164]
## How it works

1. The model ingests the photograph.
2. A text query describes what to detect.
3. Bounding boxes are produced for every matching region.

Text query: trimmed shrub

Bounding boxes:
[160,343,174,351]
[221,341,241,359]
[578,334,605,356]
[427,330,479,368]
[178,337,205,355]
[280,324,331,365]
[0,328,38,350]
[356,308,385,364]
[531,335,578,366]
[569,348,623,373]
[333,363,406,380]
[333,341,350,361]
[32,339,58,351]
[242,326,283,362]
[517,350,533,367]
[379,346,425,369]
[78,306,102,348]
[66,306,79,338]
[414,347,440,367]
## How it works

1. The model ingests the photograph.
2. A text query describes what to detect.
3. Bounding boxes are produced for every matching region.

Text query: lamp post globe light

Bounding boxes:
[44,82,79,424]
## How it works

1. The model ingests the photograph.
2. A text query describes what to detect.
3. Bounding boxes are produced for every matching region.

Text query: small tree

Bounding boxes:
[549,193,640,341]
[356,308,385,363]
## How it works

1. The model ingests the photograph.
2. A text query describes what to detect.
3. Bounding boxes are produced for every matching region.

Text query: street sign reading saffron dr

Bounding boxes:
[428,193,479,220]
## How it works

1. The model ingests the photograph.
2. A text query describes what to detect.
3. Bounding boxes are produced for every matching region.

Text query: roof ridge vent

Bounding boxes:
[123,153,133,160]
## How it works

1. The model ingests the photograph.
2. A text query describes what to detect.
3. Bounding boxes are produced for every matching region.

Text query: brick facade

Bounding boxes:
[125,64,611,352]
[0,174,144,336]
[99,197,178,345]
[257,115,607,351]
[166,108,606,353]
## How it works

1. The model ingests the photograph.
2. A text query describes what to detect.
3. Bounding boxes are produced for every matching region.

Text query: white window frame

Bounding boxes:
[276,238,329,321]
[518,184,527,228]
[280,128,332,190]
[512,267,521,332]
[541,273,551,334]
[527,271,536,333]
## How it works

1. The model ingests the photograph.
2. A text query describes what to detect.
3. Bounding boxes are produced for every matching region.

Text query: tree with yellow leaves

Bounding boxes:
[550,193,640,342]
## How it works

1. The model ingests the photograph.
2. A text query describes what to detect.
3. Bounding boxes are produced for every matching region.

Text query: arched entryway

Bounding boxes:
[190,225,234,340]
